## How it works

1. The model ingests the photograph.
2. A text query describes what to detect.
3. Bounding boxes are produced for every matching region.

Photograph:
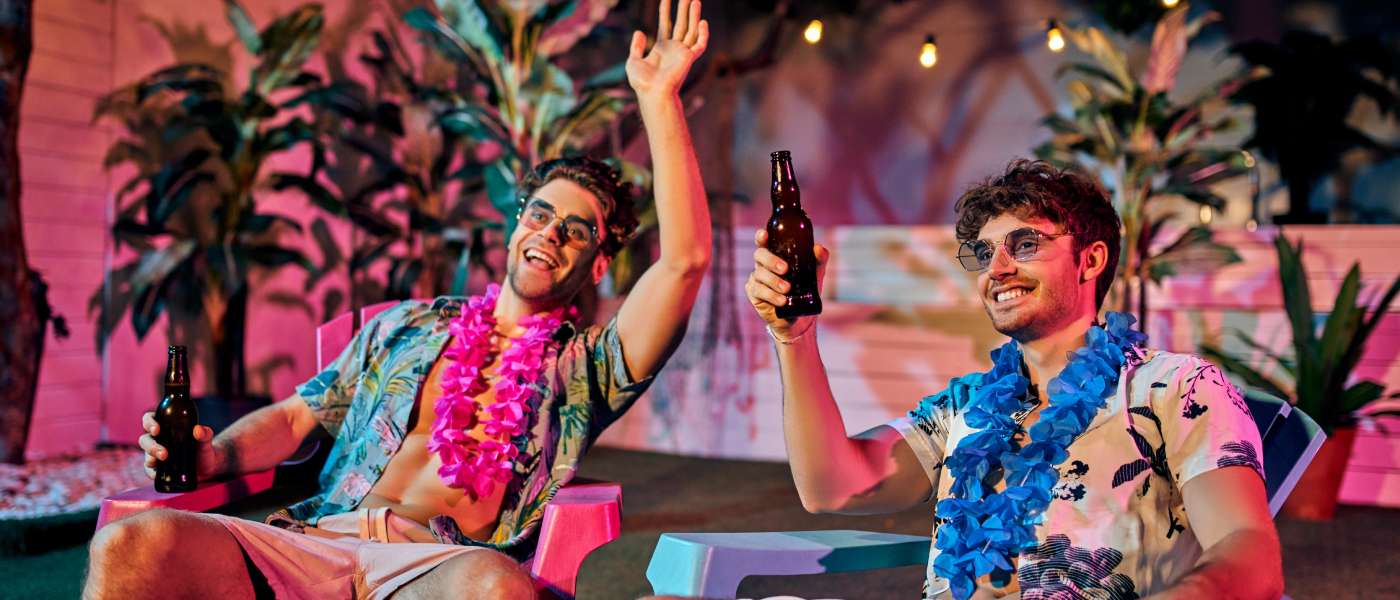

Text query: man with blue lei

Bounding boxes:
[745,160,1282,599]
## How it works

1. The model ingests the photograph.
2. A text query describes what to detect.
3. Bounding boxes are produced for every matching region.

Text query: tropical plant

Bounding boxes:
[281,0,650,313]
[1201,233,1400,434]
[1230,30,1399,224]
[90,1,322,401]
[1035,6,1248,331]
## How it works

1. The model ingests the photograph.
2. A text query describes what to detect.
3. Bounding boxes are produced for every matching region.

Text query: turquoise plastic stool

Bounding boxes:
[645,529,930,598]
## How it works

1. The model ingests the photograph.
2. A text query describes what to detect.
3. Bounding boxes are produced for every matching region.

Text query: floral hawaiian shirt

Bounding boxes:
[270,297,652,559]
[889,345,1264,599]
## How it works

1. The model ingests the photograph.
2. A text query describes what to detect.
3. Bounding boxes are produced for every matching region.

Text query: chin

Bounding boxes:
[507,265,580,309]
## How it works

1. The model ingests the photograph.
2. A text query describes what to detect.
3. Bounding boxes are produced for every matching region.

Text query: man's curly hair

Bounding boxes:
[953,159,1121,310]
[518,157,639,258]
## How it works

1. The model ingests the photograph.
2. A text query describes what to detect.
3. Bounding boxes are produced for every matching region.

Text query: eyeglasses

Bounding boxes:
[956,227,1076,272]
[519,199,599,250]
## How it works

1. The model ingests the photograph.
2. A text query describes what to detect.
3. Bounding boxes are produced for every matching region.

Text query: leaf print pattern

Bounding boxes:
[278,298,654,559]
[1216,441,1263,476]
[1019,534,1140,600]
[1180,363,1237,420]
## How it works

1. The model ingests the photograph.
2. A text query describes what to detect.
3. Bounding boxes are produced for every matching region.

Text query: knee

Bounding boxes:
[89,509,187,570]
[446,550,535,599]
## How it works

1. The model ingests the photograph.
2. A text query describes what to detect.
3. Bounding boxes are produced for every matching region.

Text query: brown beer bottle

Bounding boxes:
[766,150,822,319]
[154,345,198,492]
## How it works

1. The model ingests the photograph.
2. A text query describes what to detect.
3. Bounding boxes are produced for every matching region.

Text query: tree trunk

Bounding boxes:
[0,0,36,464]
[211,285,248,402]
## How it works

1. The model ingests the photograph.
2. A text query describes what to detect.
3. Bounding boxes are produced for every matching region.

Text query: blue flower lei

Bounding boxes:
[932,312,1148,600]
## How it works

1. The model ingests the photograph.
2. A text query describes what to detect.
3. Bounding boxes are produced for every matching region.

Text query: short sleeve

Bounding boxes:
[887,374,979,490]
[581,317,656,431]
[295,303,403,437]
[1161,356,1266,486]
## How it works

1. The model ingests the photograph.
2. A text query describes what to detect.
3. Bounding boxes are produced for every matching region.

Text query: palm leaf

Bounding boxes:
[1200,344,1291,401]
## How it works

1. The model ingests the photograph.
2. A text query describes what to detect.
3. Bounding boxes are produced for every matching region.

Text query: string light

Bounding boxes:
[1162,0,1180,7]
[1199,204,1213,225]
[804,19,823,44]
[920,34,938,68]
[1046,19,1065,53]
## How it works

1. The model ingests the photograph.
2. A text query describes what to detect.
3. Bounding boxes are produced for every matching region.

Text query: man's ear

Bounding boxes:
[1081,240,1110,283]
[592,253,612,285]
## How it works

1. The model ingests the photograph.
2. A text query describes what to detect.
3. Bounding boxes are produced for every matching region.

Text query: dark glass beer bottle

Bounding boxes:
[155,345,198,492]
[766,150,822,320]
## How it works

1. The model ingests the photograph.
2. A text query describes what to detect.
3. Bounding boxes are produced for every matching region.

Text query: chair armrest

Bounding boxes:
[645,529,931,598]
[96,469,276,530]
[529,480,622,599]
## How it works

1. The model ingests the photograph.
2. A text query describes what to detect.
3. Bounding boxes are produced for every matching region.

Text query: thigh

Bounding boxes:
[204,513,363,600]
[373,545,530,600]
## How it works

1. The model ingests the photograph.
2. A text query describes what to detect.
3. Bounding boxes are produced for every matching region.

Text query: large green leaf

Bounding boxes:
[225,0,262,54]
[1231,329,1297,379]
[1200,344,1291,401]
[252,4,324,93]
[1273,234,1321,398]
[430,0,504,62]
[485,159,519,236]
[537,0,616,57]
[1142,226,1241,282]
[1318,265,1364,391]
[1340,381,1385,417]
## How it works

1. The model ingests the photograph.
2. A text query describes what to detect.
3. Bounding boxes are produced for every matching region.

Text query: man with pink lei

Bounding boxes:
[744,160,1283,599]
[85,2,712,598]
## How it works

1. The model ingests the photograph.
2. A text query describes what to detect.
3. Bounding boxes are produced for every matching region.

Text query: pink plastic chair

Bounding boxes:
[99,300,621,598]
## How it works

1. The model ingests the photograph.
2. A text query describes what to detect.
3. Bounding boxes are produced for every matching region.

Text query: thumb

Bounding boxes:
[193,425,214,442]
[629,31,647,60]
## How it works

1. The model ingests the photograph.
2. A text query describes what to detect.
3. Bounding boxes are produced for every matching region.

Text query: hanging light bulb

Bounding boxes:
[1046,19,1065,53]
[920,34,938,68]
[1162,0,1180,7]
[804,19,823,45]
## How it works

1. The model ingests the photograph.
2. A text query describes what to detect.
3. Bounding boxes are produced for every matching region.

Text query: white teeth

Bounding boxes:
[524,248,558,268]
[995,288,1029,303]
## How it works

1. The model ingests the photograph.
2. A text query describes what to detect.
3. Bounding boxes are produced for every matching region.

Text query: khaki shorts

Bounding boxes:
[207,508,483,600]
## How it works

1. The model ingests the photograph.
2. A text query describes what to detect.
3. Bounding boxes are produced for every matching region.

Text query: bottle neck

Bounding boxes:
[771,159,800,210]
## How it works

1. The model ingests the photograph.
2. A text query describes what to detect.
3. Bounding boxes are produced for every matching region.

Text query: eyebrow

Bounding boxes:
[526,197,598,227]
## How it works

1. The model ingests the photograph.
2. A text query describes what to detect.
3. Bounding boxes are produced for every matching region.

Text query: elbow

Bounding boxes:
[797,492,844,515]
[663,250,711,278]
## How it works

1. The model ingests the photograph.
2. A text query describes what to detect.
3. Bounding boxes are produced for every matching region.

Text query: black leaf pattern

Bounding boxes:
[1019,534,1140,600]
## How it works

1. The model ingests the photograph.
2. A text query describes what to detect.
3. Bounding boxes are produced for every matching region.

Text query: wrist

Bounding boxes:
[635,91,683,113]
[767,318,816,345]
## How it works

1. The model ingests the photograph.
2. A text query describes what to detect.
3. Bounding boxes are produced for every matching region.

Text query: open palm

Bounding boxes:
[626,0,709,99]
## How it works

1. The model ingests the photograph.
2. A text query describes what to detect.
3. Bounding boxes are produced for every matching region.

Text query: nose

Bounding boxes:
[537,217,566,247]
[986,244,1016,279]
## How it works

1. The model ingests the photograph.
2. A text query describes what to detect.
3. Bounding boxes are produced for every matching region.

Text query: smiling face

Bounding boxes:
[975,212,1092,342]
[505,178,611,309]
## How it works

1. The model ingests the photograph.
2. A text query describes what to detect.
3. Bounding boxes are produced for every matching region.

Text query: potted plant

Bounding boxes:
[1202,232,1400,520]
[90,1,322,425]
[1035,5,1248,332]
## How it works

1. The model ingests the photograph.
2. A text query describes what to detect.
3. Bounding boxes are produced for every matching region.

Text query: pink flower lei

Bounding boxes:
[426,284,563,497]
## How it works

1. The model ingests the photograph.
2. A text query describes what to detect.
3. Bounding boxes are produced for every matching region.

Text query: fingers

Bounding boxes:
[754,228,767,247]
[629,30,646,60]
[139,433,166,462]
[691,19,709,53]
[752,262,791,294]
[754,246,787,275]
[814,243,830,266]
[193,425,214,443]
[684,2,703,46]
[657,0,671,41]
[673,0,691,41]
[746,272,788,309]
[143,411,158,436]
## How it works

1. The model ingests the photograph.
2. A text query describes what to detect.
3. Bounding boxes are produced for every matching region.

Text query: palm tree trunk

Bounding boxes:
[0,0,35,464]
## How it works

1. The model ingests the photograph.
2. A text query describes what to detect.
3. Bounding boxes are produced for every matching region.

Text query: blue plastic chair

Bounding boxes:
[645,391,1325,598]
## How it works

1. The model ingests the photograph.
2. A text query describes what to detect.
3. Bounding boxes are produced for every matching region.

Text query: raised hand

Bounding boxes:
[746,228,829,339]
[626,0,709,101]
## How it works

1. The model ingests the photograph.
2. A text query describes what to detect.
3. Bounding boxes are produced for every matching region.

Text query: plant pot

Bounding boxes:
[1280,425,1357,521]
[194,394,272,434]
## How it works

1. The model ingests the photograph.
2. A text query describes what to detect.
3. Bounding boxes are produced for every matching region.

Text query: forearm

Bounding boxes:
[777,329,891,514]
[207,400,313,478]
[637,94,710,271]
[1148,528,1283,600]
